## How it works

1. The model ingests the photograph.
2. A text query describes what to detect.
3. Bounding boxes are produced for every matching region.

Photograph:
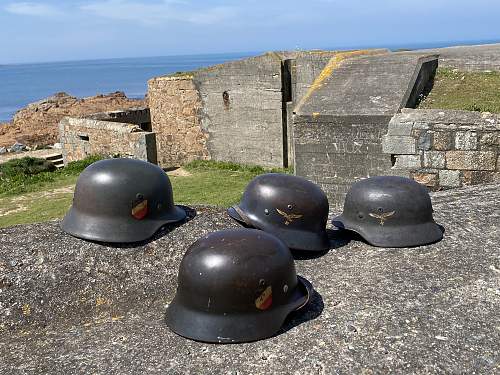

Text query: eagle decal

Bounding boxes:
[276,208,303,225]
[368,211,395,226]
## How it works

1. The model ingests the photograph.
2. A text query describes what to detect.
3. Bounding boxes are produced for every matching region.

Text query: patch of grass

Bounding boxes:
[418,68,500,113]
[0,159,289,227]
[0,155,103,197]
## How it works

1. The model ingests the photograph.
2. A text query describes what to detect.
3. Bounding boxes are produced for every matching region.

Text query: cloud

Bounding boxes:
[80,0,236,26]
[5,2,63,17]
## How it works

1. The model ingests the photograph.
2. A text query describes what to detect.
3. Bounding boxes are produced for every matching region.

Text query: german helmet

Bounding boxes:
[165,228,312,343]
[61,158,186,243]
[332,176,443,247]
[228,173,330,251]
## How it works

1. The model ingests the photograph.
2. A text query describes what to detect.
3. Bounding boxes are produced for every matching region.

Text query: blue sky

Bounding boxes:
[1,0,499,64]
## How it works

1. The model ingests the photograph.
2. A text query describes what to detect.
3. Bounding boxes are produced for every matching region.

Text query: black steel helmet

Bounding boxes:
[61,158,186,243]
[165,228,312,343]
[332,176,443,247]
[227,173,330,251]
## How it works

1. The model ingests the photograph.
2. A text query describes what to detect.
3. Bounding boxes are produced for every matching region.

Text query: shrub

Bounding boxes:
[0,157,56,178]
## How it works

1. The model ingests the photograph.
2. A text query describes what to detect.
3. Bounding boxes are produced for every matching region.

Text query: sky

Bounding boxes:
[0,0,499,64]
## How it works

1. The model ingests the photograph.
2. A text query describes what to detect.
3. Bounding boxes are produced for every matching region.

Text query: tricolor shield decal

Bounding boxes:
[132,199,148,220]
[255,286,272,310]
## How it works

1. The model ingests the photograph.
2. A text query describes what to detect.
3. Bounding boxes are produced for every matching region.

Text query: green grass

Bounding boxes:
[419,68,500,113]
[0,159,289,228]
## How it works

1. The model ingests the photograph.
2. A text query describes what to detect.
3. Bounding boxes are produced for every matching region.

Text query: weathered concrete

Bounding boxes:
[1,184,499,374]
[293,53,438,207]
[413,43,500,71]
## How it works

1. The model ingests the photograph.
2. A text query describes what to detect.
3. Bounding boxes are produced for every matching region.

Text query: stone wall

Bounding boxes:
[59,115,157,164]
[147,76,208,168]
[382,109,500,188]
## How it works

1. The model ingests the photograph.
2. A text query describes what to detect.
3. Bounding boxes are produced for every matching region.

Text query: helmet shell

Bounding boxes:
[61,158,186,243]
[165,228,312,343]
[228,173,330,251]
[332,176,443,247]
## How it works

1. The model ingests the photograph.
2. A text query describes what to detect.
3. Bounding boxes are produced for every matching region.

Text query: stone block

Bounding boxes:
[412,172,438,188]
[446,151,496,170]
[455,131,478,150]
[462,171,495,185]
[433,131,453,151]
[480,133,499,147]
[439,170,461,187]
[417,131,432,151]
[386,119,413,136]
[393,155,421,169]
[423,151,446,168]
[382,136,416,154]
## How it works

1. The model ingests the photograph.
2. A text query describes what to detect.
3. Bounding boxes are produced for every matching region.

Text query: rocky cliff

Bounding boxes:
[0,92,146,148]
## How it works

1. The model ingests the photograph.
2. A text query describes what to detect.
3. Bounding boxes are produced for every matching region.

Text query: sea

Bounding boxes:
[0,52,257,122]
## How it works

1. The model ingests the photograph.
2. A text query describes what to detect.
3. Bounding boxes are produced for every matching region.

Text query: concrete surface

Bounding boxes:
[0,183,499,374]
[413,43,500,71]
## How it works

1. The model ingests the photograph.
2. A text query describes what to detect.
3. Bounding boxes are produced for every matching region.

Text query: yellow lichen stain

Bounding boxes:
[95,297,107,307]
[312,112,320,118]
[112,315,125,322]
[295,49,387,114]
[22,304,31,316]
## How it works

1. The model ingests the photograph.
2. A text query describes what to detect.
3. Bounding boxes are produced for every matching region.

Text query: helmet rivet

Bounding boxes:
[136,193,144,200]
[283,284,288,293]
[287,204,293,210]
[259,279,266,286]
[264,209,269,215]
[358,213,364,219]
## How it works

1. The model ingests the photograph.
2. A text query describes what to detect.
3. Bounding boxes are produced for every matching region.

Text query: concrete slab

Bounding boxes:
[412,43,500,71]
[1,184,499,374]
[295,52,438,116]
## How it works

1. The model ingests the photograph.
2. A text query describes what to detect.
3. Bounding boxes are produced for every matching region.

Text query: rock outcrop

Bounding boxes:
[0,92,146,148]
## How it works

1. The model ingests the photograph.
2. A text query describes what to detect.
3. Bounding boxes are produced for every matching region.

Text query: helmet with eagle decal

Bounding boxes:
[165,228,312,343]
[332,176,443,247]
[61,158,186,243]
[227,173,330,252]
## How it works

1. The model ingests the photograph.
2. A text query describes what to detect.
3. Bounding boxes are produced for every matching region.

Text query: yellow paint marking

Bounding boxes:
[295,49,387,114]
[22,304,31,316]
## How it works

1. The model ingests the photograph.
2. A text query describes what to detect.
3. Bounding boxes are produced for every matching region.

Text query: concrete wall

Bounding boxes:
[382,109,500,189]
[294,114,393,208]
[59,116,157,164]
[194,53,285,168]
[293,53,439,208]
[85,108,151,130]
[148,76,209,168]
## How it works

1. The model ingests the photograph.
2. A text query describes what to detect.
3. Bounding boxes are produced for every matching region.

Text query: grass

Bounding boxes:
[418,68,500,113]
[0,158,289,228]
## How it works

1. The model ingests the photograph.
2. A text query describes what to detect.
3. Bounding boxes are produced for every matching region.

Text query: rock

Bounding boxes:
[9,142,26,153]
[0,147,6,155]
[52,143,62,149]
[0,92,146,148]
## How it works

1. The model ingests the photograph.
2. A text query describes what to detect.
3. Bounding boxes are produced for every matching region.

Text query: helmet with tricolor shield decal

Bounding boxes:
[332,176,443,247]
[227,173,330,251]
[61,158,186,243]
[165,228,312,343]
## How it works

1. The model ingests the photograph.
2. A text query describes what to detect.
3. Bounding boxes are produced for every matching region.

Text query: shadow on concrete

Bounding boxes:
[83,205,197,249]
[291,228,351,260]
[277,288,324,336]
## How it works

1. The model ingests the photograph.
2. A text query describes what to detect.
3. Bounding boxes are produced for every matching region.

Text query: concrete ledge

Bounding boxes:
[1,184,499,374]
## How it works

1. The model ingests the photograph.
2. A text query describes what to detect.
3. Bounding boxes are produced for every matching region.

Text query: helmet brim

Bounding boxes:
[61,205,186,243]
[332,214,444,248]
[165,275,311,343]
[228,206,330,252]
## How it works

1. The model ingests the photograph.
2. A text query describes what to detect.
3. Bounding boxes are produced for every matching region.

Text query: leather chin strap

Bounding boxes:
[232,205,254,228]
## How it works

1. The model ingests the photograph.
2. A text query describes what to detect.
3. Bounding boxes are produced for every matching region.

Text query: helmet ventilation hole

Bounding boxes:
[283,284,288,293]
[358,213,364,219]
[378,207,383,212]
[259,279,266,287]
[136,193,144,200]
[264,209,270,215]
[287,204,293,210]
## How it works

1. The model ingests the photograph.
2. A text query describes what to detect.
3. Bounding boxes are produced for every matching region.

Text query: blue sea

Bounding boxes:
[0,52,257,122]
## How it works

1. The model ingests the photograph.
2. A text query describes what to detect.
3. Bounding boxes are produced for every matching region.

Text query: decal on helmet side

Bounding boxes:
[132,199,148,220]
[368,210,395,226]
[255,286,273,310]
[276,208,303,226]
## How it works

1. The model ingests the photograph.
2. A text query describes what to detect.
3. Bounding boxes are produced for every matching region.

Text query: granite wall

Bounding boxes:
[59,112,157,164]
[382,108,500,188]
[147,76,208,168]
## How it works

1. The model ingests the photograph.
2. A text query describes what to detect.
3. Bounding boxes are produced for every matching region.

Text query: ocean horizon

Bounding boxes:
[1,39,499,122]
